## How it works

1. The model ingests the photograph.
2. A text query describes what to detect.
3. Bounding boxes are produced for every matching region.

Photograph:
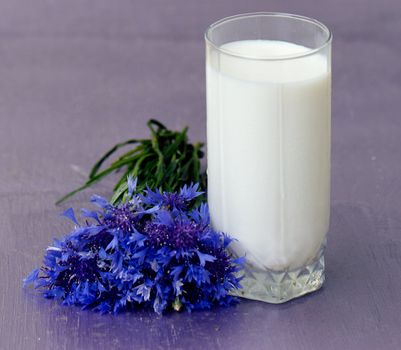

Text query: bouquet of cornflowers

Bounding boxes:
[24,178,244,314]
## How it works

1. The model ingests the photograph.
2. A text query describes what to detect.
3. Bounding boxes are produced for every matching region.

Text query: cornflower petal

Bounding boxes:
[23,269,39,286]
[127,176,137,196]
[62,208,79,225]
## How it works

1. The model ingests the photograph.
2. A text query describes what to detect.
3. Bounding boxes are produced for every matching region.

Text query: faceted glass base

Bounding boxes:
[231,247,325,303]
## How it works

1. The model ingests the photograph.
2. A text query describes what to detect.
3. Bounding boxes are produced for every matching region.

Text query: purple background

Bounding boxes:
[1,1,401,349]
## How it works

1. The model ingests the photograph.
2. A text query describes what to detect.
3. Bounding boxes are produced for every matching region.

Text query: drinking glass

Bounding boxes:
[205,12,332,303]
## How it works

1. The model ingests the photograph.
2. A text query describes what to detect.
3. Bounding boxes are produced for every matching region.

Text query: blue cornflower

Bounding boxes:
[144,219,200,249]
[23,178,244,314]
[142,183,203,210]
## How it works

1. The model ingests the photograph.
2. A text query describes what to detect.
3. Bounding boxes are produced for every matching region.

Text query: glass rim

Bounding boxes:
[204,12,332,61]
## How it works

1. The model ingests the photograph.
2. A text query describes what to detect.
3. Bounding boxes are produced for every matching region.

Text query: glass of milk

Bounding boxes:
[205,13,332,303]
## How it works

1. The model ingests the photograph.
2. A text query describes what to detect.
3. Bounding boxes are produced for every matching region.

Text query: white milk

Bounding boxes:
[206,40,331,271]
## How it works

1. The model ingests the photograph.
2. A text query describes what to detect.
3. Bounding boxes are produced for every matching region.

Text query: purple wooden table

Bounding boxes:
[1,1,400,349]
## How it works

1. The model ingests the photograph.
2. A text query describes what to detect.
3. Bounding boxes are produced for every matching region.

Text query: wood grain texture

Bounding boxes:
[1,0,401,349]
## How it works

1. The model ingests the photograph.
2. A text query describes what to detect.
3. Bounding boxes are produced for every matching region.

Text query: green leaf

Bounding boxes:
[89,139,142,179]
[56,119,206,205]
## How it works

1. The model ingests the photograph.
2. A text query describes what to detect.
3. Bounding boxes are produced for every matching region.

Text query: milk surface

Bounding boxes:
[206,40,331,270]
